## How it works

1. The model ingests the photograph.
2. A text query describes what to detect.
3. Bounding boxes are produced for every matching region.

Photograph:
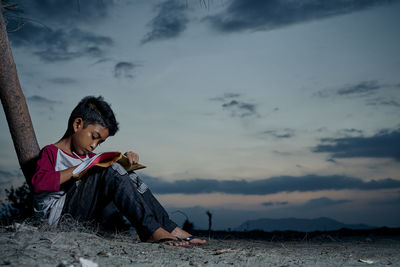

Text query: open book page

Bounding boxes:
[72,152,146,178]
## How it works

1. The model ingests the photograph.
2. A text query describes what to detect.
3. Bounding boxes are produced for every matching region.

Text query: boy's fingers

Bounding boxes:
[132,154,139,164]
[128,155,135,165]
[124,151,139,165]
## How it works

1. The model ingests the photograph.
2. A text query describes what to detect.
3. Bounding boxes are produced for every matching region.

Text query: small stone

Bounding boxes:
[359,259,374,264]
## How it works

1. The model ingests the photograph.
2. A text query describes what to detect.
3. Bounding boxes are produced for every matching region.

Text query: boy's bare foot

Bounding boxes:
[171,227,208,245]
[147,227,190,247]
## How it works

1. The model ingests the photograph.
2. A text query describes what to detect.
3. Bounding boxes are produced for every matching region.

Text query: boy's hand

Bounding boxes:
[124,151,139,165]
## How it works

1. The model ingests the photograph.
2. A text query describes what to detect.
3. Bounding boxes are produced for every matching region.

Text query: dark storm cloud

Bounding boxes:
[313,128,400,161]
[143,174,400,195]
[262,201,289,207]
[205,0,398,33]
[27,95,61,105]
[141,0,189,44]
[9,22,113,62]
[261,129,295,139]
[114,62,140,79]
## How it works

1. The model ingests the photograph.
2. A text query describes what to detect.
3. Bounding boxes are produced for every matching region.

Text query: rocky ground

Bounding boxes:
[1,223,399,266]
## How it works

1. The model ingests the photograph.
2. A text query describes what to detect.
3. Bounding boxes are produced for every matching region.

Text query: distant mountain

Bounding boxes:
[236,217,375,232]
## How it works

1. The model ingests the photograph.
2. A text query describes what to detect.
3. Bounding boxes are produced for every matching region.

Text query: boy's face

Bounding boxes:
[71,118,109,155]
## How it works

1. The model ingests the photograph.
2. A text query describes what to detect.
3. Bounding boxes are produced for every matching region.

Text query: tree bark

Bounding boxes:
[0,6,40,182]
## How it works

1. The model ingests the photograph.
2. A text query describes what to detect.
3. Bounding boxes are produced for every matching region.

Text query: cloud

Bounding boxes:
[92,58,113,65]
[0,170,15,180]
[367,97,400,108]
[143,174,400,195]
[336,81,382,96]
[368,195,400,206]
[313,128,400,161]
[262,201,288,207]
[114,62,140,79]
[17,0,114,26]
[222,100,257,118]
[141,0,189,44]
[337,128,364,136]
[211,93,258,118]
[209,93,241,102]
[205,0,398,33]
[47,77,77,85]
[0,169,23,187]
[315,80,386,98]
[314,81,400,109]
[302,197,352,209]
[261,129,295,139]
[273,150,292,156]
[27,95,61,105]
[326,158,338,164]
[9,22,113,62]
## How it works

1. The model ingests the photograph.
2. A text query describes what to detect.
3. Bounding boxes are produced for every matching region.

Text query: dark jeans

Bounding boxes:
[62,163,177,241]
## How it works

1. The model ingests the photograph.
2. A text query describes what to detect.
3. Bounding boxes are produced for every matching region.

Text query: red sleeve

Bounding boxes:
[31,145,61,193]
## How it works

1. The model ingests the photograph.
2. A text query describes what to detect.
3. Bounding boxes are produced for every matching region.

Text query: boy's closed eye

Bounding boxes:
[92,133,100,140]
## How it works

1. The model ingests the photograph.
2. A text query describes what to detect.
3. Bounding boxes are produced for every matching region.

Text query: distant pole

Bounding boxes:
[206,210,212,239]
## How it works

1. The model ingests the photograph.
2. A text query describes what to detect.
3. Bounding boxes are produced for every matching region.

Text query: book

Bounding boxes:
[72,152,146,178]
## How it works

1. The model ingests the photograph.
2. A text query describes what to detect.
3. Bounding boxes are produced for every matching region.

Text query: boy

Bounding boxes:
[32,96,206,247]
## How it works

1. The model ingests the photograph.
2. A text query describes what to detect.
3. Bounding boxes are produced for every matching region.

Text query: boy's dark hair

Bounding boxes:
[62,96,119,138]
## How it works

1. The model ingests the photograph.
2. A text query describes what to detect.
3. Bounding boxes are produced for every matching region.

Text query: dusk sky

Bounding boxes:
[1,0,399,230]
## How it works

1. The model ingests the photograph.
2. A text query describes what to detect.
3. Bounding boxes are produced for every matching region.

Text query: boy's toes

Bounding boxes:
[181,236,208,246]
[157,238,190,247]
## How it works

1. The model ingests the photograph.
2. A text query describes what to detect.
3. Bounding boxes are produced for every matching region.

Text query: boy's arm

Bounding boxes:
[59,166,79,185]
[32,145,79,193]
[32,145,62,193]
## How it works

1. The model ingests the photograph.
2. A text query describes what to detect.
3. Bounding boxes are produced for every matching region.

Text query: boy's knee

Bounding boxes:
[111,163,128,176]
[110,163,148,194]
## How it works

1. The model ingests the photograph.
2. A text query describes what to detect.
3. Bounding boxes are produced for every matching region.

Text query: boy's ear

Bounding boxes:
[72,117,84,132]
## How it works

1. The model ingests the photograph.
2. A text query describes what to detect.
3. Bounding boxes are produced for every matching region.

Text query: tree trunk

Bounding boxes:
[0,6,40,183]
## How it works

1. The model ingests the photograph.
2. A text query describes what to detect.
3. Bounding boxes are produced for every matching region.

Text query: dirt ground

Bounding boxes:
[1,224,399,266]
